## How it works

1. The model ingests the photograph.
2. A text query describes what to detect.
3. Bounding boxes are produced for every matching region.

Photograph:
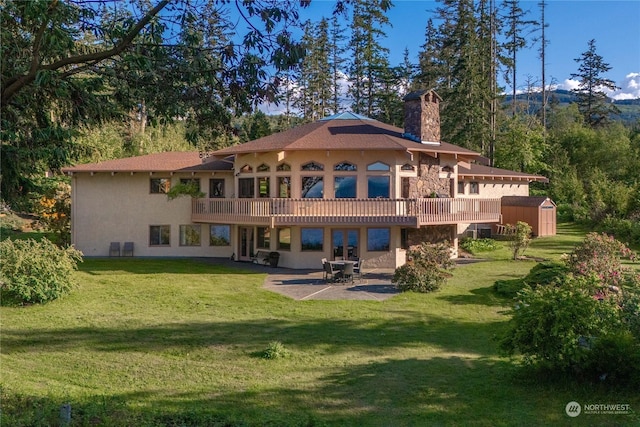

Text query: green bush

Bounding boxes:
[508,221,532,260]
[493,262,568,299]
[584,332,640,386]
[0,238,82,305]
[460,238,500,254]
[597,216,640,247]
[392,242,454,293]
[262,341,290,359]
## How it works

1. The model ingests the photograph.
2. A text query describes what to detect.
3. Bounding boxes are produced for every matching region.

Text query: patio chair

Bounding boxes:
[324,261,340,283]
[342,262,354,284]
[123,241,134,257]
[353,258,363,282]
[109,242,120,257]
[321,258,328,280]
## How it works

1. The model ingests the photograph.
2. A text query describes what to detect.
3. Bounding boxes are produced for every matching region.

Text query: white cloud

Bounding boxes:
[557,73,640,100]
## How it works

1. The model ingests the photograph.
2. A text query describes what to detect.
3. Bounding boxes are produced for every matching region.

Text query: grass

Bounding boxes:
[1,223,639,426]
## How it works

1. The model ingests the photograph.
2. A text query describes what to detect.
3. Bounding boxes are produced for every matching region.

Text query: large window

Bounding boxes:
[209,225,230,246]
[257,227,270,249]
[150,178,171,194]
[367,176,390,198]
[458,181,465,195]
[470,182,479,194]
[150,225,170,246]
[239,178,254,198]
[179,224,201,246]
[401,177,410,198]
[301,176,323,198]
[209,179,225,198]
[334,176,356,198]
[277,228,291,250]
[258,177,270,198]
[278,177,291,198]
[301,228,323,251]
[367,228,390,251]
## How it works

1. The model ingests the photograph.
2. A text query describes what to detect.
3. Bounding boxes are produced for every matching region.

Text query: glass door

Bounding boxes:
[332,229,359,260]
[239,227,254,261]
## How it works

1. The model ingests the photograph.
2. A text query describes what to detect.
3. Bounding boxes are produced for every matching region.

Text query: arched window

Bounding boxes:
[367,161,390,171]
[401,163,415,171]
[301,161,324,171]
[257,164,270,172]
[276,163,291,171]
[334,161,357,171]
[240,164,253,173]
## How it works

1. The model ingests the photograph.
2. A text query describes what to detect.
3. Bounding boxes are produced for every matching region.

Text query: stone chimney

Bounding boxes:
[403,90,442,144]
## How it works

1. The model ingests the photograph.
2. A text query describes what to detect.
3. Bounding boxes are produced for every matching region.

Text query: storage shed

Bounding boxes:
[501,196,556,237]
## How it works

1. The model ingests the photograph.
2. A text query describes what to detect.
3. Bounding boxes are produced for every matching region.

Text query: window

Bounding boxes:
[180,178,200,191]
[458,181,465,195]
[209,225,230,246]
[367,161,390,171]
[258,177,270,198]
[334,161,357,171]
[401,163,415,171]
[301,228,323,251]
[368,176,390,198]
[301,176,323,198]
[239,178,254,198]
[400,228,409,250]
[368,228,390,251]
[470,182,479,194]
[334,176,356,198]
[240,164,253,173]
[209,179,224,198]
[179,224,201,246]
[149,225,170,246]
[301,161,324,171]
[277,163,291,171]
[401,177,410,198]
[278,177,291,198]
[257,163,270,172]
[277,228,291,250]
[150,178,171,194]
[257,227,270,249]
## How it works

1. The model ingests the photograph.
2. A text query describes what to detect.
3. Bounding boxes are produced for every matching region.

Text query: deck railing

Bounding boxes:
[192,197,501,227]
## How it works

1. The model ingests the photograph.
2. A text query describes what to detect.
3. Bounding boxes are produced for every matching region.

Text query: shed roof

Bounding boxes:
[62,152,233,174]
[501,196,556,207]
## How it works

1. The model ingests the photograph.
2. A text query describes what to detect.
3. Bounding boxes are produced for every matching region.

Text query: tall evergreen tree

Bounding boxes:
[570,39,620,128]
[329,15,348,114]
[348,0,392,116]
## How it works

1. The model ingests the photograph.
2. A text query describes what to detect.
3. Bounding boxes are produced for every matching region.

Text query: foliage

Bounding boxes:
[262,341,290,360]
[507,221,532,260]
[460,237,500,254]
[493,261,568,299]
[166,182,205,200]
[34,178,71,246]
[0,238,82,305]
[392,242,454,293]
[565,232,637,289]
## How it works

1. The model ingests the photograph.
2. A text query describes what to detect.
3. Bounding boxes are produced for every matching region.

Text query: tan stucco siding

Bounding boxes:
[458,180,529,198]
[70,172,233,257]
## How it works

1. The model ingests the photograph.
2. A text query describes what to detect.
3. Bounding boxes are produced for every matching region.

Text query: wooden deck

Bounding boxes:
[192,197,501,227]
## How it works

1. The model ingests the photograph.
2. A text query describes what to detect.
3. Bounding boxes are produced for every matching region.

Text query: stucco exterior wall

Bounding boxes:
[70,172,234,257]
[458,180,529,198]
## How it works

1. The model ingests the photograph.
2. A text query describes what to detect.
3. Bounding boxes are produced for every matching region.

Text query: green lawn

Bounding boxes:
[1,224,638,426]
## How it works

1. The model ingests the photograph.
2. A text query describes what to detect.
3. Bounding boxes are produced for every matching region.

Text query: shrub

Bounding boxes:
[36,180,71,246]
[583,332,640,386]
[507,221,532,260]
[392,242,454,293]
[262,341,289,359]
[0,238,82,305]
[459,238,500,254]
[500,276,624,372]
[597,216,640,247]
[493,262,568,298]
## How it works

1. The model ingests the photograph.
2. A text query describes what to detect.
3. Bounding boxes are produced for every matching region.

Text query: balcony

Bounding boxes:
[192,197,501,227]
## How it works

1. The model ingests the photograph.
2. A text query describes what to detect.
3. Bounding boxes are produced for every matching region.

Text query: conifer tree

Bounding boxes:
[570,39,620,128]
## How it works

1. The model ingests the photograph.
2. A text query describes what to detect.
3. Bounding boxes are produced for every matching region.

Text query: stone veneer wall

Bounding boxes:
[404,91,441,142]
[406,225,455,248]
[406,154,451,198]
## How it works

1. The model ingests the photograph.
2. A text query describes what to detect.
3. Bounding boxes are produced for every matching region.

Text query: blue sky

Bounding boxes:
[298,0,640,99]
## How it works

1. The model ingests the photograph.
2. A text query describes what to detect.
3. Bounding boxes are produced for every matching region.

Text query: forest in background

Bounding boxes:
[2,0,639,245]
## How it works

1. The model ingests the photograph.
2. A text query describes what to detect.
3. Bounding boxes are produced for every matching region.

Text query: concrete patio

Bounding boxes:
[204,258,398,301]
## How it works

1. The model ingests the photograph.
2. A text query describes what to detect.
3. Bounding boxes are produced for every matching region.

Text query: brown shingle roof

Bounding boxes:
[210,116,480,158]
[458,164,549,183]
[62,152,233,173]
[501,196,556,207]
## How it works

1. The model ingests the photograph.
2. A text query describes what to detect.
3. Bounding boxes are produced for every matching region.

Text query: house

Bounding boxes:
[63,90,548,269]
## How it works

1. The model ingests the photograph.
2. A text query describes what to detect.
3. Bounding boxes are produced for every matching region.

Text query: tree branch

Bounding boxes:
[2,0,170,106]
